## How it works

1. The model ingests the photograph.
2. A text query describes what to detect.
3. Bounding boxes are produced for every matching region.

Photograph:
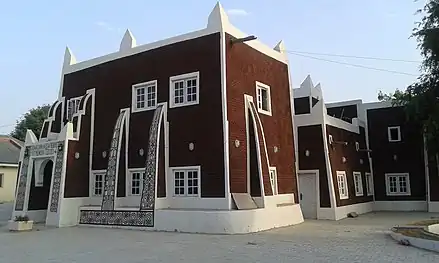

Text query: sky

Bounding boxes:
[0,0,425,134]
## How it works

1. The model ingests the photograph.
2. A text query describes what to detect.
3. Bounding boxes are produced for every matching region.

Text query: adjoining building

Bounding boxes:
[11,3,303,233]
[294,75,439,220]
[0,135,23,203]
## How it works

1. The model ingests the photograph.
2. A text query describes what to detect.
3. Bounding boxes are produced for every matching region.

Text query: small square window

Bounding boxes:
[132,81,157,112]
[385,173,410,196]
[169,72,199,108]
[256,81,272,116]
[172,167,200,197]
[336,171,349,200]
[388,126,401,142]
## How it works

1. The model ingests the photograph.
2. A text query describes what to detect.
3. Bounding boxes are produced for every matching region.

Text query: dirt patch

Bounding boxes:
[408,219,439,226]
[394,228,439,241]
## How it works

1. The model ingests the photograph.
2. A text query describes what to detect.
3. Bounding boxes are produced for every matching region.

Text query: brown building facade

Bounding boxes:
[11,3,303,233]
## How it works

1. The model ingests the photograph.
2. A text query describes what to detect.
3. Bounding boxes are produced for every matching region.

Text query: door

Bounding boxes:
[298,172,318,219]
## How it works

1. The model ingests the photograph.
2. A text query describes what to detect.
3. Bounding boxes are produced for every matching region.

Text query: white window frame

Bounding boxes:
[132,80,157,113]
[169,72,200,108]
[336,171,349,200]
[171,166,201,197]
[0,173,3,188]
[67,96,82,119]
[388,126,401,142]
[255,81,272,116]
[385,173,411,196]
[128,169,146,196]
[353,172,363,196]
[90,171,105,197]
[269,167,278,195]
[365,172,373,196]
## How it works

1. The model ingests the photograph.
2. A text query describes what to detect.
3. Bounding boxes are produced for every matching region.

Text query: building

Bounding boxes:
[293,75,439,220]
[11,3,303,233]
[0,135,22,203]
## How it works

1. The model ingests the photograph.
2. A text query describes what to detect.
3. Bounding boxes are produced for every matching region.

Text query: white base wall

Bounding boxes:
[79,204,304,234]
[316,202,374,220]
[374,201,428,211]
[334,202,374,220]
[428,202,439,212]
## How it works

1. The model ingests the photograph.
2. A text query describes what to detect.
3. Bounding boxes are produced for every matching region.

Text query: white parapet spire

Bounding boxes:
[207,2,229,31]
[63,47,76,68]
[120,29,137,52]
[274,40,286,53]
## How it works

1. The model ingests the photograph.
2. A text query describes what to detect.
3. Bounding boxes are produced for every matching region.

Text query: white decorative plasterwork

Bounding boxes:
[49,142,66,212]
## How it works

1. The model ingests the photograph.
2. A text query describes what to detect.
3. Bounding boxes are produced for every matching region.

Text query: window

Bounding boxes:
[132,81,157,112]
[388,126,401,142]
[67,97,82,119]
[0,174,3,188]
[172,167,200,197]
[256,81,272,115]
[386,173,410,196]
[353,172,363,196]
[130,171,146,195]
[336,171,349,200]
[269,167,278,195]
[169,72,199,108]
[365,172,373,196]
[92,172,105,196]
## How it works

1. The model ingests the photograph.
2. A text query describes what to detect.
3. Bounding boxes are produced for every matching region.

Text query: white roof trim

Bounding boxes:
[62,2,287,75]
[326,99,363,108]
[0,163,18,168]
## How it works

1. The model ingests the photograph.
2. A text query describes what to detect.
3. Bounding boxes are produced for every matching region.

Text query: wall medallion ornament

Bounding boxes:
[305,150,310,157]
[102,151,107,158]
[342,157,347,163]
[274,146,279,153]
[75,152,80,159]
[188,142,194,151]
[139,148,144,156]
[234,140,240,148]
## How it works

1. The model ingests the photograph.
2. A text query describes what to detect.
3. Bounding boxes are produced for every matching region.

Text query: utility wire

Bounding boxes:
[289,52,419,76]
[285,50,421,63]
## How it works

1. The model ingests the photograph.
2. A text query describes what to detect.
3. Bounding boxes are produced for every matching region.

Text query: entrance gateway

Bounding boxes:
[298,171,318,219]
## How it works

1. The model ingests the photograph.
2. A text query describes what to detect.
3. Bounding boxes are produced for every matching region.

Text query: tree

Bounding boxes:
[10,104,51,141]
[379,0,439,155]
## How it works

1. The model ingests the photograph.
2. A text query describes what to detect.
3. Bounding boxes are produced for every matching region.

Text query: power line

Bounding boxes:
[285,50,421,63]
[289,52,419,76]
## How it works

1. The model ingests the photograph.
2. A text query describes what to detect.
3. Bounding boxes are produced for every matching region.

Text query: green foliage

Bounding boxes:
[10,104,51,141]
[379,0,439,154]
[14,215,29,222]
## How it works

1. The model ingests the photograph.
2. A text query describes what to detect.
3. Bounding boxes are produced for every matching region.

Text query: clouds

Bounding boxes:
[95,21,121,32]
[227,8,249,17]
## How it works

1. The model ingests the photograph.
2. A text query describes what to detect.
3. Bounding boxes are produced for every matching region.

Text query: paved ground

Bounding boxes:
[0,207,438,262]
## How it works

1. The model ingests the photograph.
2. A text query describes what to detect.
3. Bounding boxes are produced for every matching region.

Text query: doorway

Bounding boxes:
[298,171,318,219]
[28,159,54,212]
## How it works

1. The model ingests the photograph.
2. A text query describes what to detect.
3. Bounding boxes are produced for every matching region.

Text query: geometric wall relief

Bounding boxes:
[49,142,65,213]
[101,111,126,211]
[79,106,163,228]
[15,142,61,211]
[14,147,31,211]
[79,210,154,227]
[140,104,164,211]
